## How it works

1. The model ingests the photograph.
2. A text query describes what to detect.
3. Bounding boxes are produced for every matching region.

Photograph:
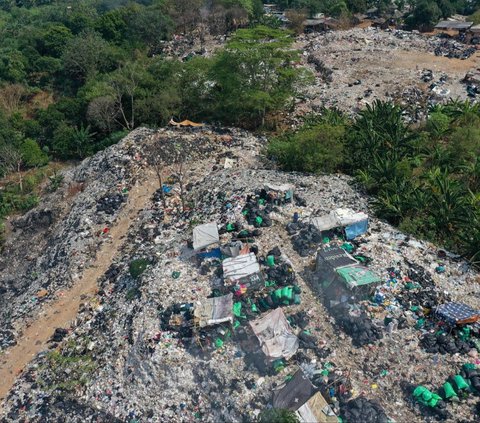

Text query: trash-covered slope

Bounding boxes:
[1,127,480,423]
[0,129,154,351]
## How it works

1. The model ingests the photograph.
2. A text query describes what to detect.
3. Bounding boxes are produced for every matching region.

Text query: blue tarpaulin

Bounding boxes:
[197,248,222,259]
[162,185,173,193]
[345,219,368,240]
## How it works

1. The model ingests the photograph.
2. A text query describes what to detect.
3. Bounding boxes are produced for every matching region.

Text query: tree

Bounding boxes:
[87,96,118,133]
[285,9,307,34]
[166,0,202,33]
[20,138,48,167]
[72,124,95,158]
[190,26,309,127]
[0,144,24,190]
[128,4,173,48]
[62,29,110,81]
[405,1,442,31]
[173,144,187,213]
[108,63,142,130]
[0,83,26,116]
[257,408,299,423]
[38,24,72,57]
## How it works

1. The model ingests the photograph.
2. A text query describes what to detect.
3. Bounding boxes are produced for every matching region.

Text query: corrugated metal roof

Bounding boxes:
[435,20,473,30]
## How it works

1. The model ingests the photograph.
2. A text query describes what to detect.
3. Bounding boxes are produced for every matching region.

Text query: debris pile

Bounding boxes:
[1,127,480,423]
[298,28,478,120]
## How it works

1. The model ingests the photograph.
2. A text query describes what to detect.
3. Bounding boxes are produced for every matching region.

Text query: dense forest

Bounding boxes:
[0,0,479,263]
[0,0,304,237]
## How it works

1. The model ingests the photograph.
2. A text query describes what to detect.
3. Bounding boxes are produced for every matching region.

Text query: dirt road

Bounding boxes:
[0,173,158,406]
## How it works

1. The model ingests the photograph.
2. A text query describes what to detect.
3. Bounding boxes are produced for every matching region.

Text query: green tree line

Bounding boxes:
[268,100,480,263]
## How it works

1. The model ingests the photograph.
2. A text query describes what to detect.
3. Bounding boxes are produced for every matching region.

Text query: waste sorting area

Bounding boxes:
[1,127,479,423]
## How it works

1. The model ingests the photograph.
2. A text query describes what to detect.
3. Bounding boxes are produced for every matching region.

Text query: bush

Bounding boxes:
[20,138,49,167]
[258,408,298,423]
[129,258,150,278]
[426,112,451,138]
[268,123,345,174]
[0,220,5,251]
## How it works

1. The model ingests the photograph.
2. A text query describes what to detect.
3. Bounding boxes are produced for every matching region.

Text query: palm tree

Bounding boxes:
[349,100,417,171]
[72,125,96,159]
[423,168,471,237]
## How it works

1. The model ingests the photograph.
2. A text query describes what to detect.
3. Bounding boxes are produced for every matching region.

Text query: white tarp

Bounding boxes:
[193,222,219,251]
[334,208,368,226]
[223,253,260,282]
[224,158,235,169]
[311,213,338,232]
[264,183,294,192]
[311,208,368,232]
[250,308,299,360]
[297,392,338,423]
[194,294,233,328]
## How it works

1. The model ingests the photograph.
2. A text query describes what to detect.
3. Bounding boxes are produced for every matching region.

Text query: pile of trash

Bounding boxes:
[96,193,126,215]
[298,27,474,121]
[341,396,389,423]
[433,40,476,60]
[2,126,480,423]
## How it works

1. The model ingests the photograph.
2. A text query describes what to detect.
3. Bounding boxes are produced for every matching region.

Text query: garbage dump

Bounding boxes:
[1,127,479,423]
[298,28,477,122]
[341,396,389,423]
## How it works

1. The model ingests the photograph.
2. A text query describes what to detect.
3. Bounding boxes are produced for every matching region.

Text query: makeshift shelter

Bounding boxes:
[194,294,233,328]
[314,247,380,306]
[192,222,219,251]
[169,119,204,127]
[250,308,298,360]
[297,392,338,423]
[336,266,382,289]
[273,368,337,423]
[223,253,260,282]
[311,208,369,240]
[273,368,315,411]
[315,246,358,288]
[435,20,473,31]
[435,303,480,326]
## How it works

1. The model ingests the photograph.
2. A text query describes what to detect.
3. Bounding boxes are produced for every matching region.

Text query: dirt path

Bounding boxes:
[0,173,158,406]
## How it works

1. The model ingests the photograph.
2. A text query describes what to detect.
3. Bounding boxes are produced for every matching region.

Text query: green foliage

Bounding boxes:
[126,287,141,301]
[181,26,309,127]
[258,408,299,423]
[471,10,480,25]
[38,24,72,57]
[405,1,442,31]
[268,100,480,261]
[47,171,64,192]
[43,343,97,392]
[129,258,150,279]
[62,29,111,81]
[426,112,451,138]
[268,122,345,173]
[20,138,49,167]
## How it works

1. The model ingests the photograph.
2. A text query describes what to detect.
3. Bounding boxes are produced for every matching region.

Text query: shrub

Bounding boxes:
[258,408,299,423]
[129,258,150,278]
[268,123,345,174]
